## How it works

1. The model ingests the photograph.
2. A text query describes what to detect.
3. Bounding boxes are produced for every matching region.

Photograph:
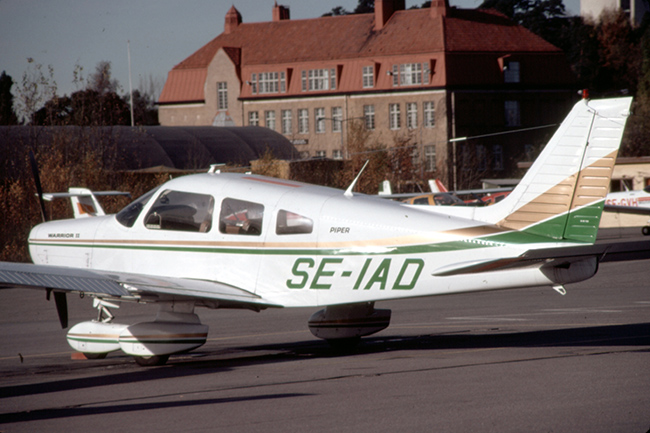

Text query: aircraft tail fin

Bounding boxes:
[479,97,633,243]
[43,188,131,219]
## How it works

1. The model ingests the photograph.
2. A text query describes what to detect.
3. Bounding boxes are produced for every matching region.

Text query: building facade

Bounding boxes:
[159,0,576,188]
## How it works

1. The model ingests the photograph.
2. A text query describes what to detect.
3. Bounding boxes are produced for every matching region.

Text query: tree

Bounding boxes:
[0,71,19,125]
[88,61,120,95]
[14,59,57,124]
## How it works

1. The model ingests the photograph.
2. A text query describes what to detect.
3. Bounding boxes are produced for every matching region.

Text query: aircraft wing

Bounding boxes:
[432,239,650,276]
[0,262,276,309]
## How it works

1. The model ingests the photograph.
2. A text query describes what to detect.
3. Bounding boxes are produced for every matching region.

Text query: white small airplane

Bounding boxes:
[1,97,649,366]
[605,186,650,235]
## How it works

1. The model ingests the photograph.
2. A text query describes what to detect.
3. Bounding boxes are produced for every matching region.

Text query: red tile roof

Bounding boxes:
[159,5,562,103]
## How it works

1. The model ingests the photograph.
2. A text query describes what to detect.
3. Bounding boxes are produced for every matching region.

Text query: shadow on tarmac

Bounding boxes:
[1,322,648,403]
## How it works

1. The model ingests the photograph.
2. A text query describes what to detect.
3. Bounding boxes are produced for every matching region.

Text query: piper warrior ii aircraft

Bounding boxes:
[2,97,650,366]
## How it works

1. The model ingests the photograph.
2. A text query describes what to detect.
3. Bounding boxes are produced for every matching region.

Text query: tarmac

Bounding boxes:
[0,228,648,432]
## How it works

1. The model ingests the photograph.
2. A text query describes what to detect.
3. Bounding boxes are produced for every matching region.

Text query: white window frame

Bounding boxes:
[281,109,292,135]
[315,107,325,134]
[406,102,418,129]
[493,144,504,171]
[362,65,374,88]
[364,105,375,130]
[298,108,309,134]
[505,100,521,127]
[248,111,259,126]
[504,61,520,83]
[265,110,276,130]
[217,82,228,110]
[424,145,436,172]
[331,106,342,133]
[424,101,435,128]
[389,103,401,130]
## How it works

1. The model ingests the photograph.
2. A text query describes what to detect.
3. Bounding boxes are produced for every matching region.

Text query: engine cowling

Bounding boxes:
[118,321,208,357]
[67,313,209,357]
[67,321,128,354]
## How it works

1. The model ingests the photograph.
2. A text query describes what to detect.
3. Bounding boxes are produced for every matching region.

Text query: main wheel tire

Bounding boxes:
[134,354,170,366]
[83,352,108,360]
[642,226,650,236]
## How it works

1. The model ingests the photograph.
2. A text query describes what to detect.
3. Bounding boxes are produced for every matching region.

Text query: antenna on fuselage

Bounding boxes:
[344,160,369,197]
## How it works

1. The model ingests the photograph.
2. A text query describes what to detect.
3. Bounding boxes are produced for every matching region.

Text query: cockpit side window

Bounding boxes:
[219,198,264,236]
[116,187,160,228]
[276,210,313,235]
[144,190,214,233]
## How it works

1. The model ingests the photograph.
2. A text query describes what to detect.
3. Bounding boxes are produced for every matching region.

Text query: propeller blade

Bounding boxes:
[29,150,48,222]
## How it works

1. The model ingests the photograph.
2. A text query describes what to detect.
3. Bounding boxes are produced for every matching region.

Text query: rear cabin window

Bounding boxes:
[144,190,214,233]
[276,210,313,235]
[219,198,264,236]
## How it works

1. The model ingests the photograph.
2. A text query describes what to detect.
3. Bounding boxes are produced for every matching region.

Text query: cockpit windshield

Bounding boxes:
[116,187,161,227]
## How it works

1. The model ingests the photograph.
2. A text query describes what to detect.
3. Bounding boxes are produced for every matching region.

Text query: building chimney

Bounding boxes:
[224,5,242,34]
[430,0,449,18]
[273,2,290,21]
[374,0,405,31]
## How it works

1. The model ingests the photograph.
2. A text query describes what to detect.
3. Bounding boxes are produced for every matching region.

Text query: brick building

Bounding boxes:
[158,0,576,188]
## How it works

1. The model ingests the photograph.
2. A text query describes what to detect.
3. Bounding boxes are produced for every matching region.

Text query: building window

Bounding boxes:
[505,100,520,127]
[315,108,325,133]
[248,111,259,126]
[424,101,435,128]
[298,109,309,134]
[302,68,336,92]
[392,63,427,87]
[281,110,292,135]
[250,72,287,94]
[259,72,279,94]
[504,61,520,83]
[364,105,375,130]
[477,144,487,171]
[315,150,326,158]
[301,70,307,92]
[389,103,401,130]
[424,145,436,171]
[332,149,342,160]
[493,145,504,171]
[362,66,374,88]
[217,82,228,110]
[265,110,276,130]
[332,106,342,133]
[406,103,418,129]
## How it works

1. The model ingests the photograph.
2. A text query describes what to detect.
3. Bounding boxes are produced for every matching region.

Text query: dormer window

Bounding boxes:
[504,61,520,83]
[301,68,336,92]
[250,71,287,95]
[362,66,374,88]
[391,62,430,87]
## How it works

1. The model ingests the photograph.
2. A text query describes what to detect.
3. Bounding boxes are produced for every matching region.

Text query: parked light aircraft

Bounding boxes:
[2,97,650,366]
[604,186,650,235]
